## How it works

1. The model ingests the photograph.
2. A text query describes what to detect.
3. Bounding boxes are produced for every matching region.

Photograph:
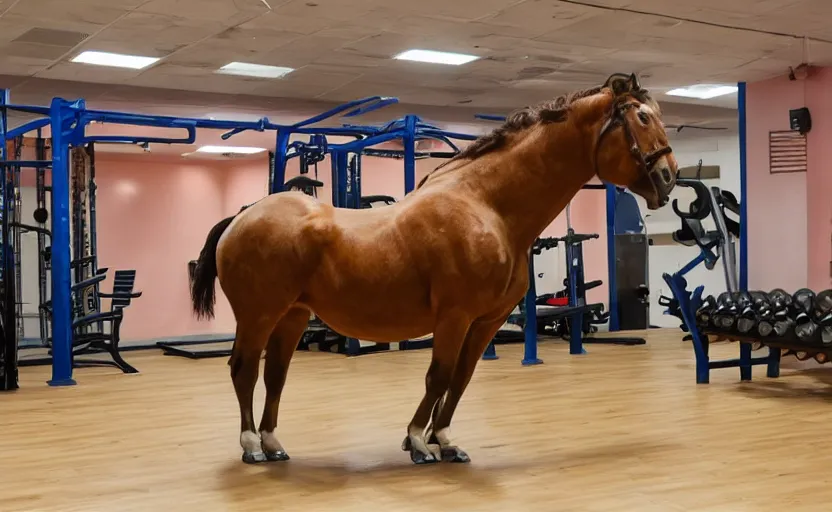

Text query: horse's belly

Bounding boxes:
[308,296,434,342]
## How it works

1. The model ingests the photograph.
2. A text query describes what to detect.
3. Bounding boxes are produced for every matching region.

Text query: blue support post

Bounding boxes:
[567,239,587,355]
[482,340,498,360]
[271,130,290,194]
[605,183,619,331]
[335,151,349,208]
[522,254,543,366]
[47,98,76,387]
[403,115,417,194]
[737,81,748,291]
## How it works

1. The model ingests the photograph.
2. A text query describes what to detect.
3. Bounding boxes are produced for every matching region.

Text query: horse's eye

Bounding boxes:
[638,111,650,124]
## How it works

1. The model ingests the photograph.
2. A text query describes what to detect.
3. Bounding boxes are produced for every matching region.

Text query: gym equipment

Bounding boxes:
[1,136,142,375]
[661,176,832,382]
[484,195,646,361]
[0,92,405,384]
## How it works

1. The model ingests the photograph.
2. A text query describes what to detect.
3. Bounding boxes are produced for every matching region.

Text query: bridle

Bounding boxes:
[596,95,675,206]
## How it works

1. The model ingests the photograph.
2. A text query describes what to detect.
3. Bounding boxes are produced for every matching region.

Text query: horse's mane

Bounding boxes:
[416,79,656,189]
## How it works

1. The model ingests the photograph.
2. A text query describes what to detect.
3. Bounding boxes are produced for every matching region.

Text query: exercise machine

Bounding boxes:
[484,184,650,362]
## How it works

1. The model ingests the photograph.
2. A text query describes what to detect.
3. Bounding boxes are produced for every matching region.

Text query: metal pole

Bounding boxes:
[403,115,416,194]
[47,98,76,386]
[522,251,543,366]
[1,88,20,390]
[271,131,290,194]
[35,130,48,345]
[737,82,748,291]
[605,183,620,331]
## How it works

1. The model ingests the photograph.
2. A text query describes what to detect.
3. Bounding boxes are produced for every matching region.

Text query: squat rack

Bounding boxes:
[0,91,400,387]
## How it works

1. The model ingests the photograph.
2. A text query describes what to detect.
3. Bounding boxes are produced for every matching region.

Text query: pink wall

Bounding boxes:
[805,68,832,290]
[8,128,603,342]
[747,69,832,292]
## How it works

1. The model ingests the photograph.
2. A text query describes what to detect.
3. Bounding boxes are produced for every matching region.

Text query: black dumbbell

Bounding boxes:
[794,315,818,343]
[812,289,832,322]
[735,291,758,334]
[791,288,819,343]
[713,291,738,330]
[793,288,816,315]
[750,291,774,336]
[769,288,794,337]
[695,295,717,327]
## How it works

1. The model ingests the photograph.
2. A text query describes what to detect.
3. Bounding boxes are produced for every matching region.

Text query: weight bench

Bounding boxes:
[72,269,142,374]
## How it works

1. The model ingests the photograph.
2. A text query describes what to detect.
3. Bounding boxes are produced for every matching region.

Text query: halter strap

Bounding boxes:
[596,100,674,206]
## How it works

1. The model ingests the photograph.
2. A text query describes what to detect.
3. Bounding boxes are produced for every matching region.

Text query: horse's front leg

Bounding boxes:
[429,317,507,463]
[402,313,471,464]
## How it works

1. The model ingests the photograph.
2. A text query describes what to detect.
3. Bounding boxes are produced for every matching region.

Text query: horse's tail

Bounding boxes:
[191,215,237,320]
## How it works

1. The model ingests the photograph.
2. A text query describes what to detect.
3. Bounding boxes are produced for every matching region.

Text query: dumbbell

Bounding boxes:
[750,291,775,336]
[713,291,738,330]
[733,291,757,334]
[695,295,717,328]
[769,288,794,337]
[813,290,832,345]
[769,288,792,310]
[793,288,819,343]
[793,288,816,315]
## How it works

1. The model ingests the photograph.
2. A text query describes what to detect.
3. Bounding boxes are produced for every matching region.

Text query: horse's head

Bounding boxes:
[593,73,677,210]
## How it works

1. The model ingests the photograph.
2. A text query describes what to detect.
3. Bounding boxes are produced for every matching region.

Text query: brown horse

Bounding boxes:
[190,73,678,465]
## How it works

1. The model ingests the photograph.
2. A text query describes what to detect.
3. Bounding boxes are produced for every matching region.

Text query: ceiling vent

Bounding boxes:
[12,27,90,47]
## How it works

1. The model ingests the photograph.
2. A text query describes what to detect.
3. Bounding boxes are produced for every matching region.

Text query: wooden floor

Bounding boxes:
[3,330,832,512]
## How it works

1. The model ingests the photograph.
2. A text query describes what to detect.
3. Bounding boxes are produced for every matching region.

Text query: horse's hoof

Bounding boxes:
[242,451,268,464]
[402,436,438,464]
[264,450,290,462]
[440,446,471,463]
[410,448,439,465]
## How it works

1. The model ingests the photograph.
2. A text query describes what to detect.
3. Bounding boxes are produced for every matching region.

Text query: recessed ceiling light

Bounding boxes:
[195,145,267,154]
[71,50,159,70]
[216,62,294,78]
[666,84,738,100]
[393,49,480,66]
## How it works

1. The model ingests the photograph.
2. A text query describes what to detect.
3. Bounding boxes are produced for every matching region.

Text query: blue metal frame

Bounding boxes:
[605,183,620,331]
[738,82,748,291]
[484,183,619,363]
[0,92,418,385]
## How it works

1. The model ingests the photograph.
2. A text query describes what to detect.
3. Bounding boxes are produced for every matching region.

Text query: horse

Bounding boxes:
[189,72,678,465]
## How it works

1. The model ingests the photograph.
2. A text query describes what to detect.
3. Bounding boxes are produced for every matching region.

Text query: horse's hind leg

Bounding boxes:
[230,316,278,464]
[402,313,470,464]
[430,317,506,463]
[258,307,310,462]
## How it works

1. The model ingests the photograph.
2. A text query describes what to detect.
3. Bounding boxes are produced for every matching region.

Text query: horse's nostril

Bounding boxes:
[661,168,672,184]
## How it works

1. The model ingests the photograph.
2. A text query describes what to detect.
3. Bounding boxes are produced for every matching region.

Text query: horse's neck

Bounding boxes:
[471,124,596,251]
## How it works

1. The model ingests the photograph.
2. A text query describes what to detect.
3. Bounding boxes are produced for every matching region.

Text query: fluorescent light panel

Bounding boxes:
[217,62,294,78]
[196,145,267,154]
[71,50,159,70]
[393,49,480,66]
[666,84,738,99]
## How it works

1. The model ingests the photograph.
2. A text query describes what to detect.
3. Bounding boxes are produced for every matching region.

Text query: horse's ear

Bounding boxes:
[628,73,641,91]
[604,73,633,96]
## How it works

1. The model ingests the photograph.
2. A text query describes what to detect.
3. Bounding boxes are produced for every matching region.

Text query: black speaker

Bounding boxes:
[789,107,811,135]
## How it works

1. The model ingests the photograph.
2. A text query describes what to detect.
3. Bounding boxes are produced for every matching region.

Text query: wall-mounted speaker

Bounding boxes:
[789,107,811,135]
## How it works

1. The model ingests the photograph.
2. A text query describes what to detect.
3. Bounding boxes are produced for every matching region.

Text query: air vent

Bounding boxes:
[12,27,89,47]
[517,66,557,80]
[769,130,807,174]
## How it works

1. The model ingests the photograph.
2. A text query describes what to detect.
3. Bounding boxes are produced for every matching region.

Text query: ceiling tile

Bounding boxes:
[8,0,132,25]
[480,0,600,38]
[138,0,271,26]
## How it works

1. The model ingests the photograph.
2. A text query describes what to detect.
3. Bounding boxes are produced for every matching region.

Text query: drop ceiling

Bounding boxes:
[0,0,827,131]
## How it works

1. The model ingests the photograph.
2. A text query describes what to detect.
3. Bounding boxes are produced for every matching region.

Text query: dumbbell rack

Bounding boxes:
[662,178,781,384]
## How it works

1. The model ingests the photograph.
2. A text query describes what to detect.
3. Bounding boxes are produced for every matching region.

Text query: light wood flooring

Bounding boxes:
[2,330,832,512]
